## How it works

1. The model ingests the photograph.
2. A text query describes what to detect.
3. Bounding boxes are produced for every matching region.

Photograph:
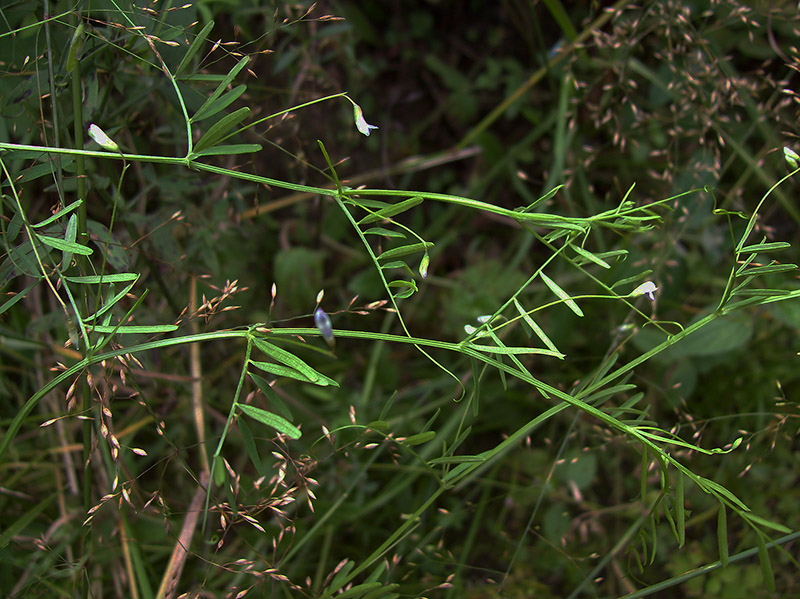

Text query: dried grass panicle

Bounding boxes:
[575,0,799,201]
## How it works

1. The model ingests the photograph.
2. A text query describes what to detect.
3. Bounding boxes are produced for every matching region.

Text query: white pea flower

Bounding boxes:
[631,281,658,301]
[88,124,119,151]
[784,147,799,169]
[353,104,378,137]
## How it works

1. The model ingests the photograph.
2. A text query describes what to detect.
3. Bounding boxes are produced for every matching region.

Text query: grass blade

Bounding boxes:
[718,504,729,567]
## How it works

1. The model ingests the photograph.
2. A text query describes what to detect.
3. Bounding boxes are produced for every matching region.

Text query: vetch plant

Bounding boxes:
[1,4,798,599]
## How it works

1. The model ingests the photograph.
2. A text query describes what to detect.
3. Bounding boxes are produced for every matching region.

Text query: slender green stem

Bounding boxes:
[71,40,86,245]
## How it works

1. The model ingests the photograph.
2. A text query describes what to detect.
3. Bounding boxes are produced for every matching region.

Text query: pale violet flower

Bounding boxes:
[314,307,335,348]
[88,124,119,151]
[631,281,658,301]
[353,104,378,136]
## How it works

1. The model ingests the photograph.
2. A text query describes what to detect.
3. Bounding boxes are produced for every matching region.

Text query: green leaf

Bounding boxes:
[463,343,564,358]
[81,279,138,323]
[756,534,775,593]
[192,56,249,122]
[19,156,76,184]
[62,214,78,267]
[363,561,388,585]
[237,404,301,440]
[358,196,423,225]
[540,272,583,316]
[7,210,22,242]
[513,298,560,354]
[591,249,628,263]
[640,446,648,501]
[696,477,749,512]
[571,244,611,268]
[402,431,436,446]
[0,493,55,547]
[212,455,226,487]
[738,241,791,254]
[192,85,248,123]
[37,235,93,255]
[248,372,294,421]
[376,241,434,261]
[736,263,796,277]
[380,260,413,273]
[193,106,250,153]
[0,280,38,314]
[611,270,653,290]
[237,417,264,476]
[86,220,130,271]
[66,22,84,73]
[514,185,562,212]
[718,504,729,567]
[335,582,384,599]
[584,384,638,406]
[85,324,178,333]
[744,513,792,534]
[349,198,390,210]
[252,337,337,386]
[64,273,139,284]
[387,279,418,299]
[393,288,416,299]
[1,241,40,279]
[542,0,578,40]
[327,560,355,595]
[364,227,406,239]
[675,471,685,547]
[193,143,262,157]
[731,288,793,297]
[175,20,215,76]
[428,455,484,465]
[363,587,398,599]
[30,200,83,229]
[249,360,337,386]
